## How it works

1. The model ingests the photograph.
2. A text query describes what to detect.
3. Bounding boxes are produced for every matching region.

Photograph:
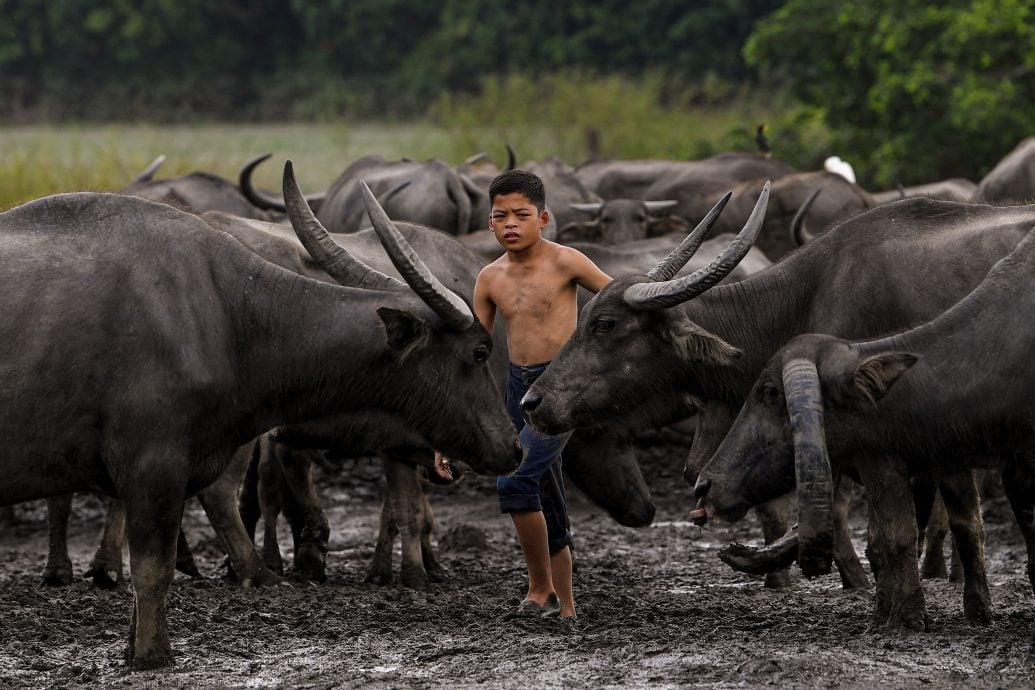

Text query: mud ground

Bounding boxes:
[0,440,1032,689]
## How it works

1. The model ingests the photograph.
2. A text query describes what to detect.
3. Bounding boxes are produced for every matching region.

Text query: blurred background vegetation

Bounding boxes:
[1,0,1033,208]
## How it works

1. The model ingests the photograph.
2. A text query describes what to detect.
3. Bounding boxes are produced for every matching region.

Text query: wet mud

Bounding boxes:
[0,443,1032,688]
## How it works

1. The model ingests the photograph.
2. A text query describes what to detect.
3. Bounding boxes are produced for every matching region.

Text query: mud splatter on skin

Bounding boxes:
[0,447,1031,688]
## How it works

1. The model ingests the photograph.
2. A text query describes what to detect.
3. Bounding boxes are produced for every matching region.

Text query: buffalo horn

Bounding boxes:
[644,191,732,282]
[781,357,834,578]
[282,161,401,291]
[626,182,769,308]
[570,202,603,215]
[505,143,516,171]
[463,152,488,166]
[790,186,823,247]
[643,200,678,214]
[245,154,327,213]
[360,180,476,331]
[132,155,165,183]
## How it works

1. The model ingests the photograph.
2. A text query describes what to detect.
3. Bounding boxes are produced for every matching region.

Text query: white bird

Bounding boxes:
[824,156,856,184]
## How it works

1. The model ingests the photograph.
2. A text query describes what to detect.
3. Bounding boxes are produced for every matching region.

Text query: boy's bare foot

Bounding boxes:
[509,592,560,618]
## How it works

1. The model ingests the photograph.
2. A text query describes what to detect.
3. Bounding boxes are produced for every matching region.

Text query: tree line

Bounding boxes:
[1,0,1033,187]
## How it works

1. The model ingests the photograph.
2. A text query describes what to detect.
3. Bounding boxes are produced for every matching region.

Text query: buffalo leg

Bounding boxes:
[1000,463,1035,594]
[256,436,286,576]
[196,444,282,587]
[123,463,185,669]
[755,494,793,589]
[42,494,74,586]
[419,477,449,583]
[918,487,950,580]
[832,476,869,589]
[858,455,926,630]
[368,487,399,586]
[272,443,329,582]
[85,497,127,589]
[939,471,991,625]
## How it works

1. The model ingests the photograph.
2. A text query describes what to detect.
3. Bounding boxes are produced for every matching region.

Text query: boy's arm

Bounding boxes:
[564,248,613,295]
[473,266,497,332]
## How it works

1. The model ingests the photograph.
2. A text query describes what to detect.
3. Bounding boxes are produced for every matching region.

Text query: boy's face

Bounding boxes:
[489,192,549,252]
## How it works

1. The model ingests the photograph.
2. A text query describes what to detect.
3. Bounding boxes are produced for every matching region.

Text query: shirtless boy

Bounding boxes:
[472,170,611,619]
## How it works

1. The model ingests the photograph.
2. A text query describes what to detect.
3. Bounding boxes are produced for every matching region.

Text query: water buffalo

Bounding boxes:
[694,228,1035,632]
[576,152,795,200]
[645,170,874,261]
[205,197,655,586]
[523,156,603,231]
[119,155,279,220]
[522,194,1035,609]
[0,167,520,668]
[317,155,482,234]
[558,199,682,245]
[871,178,978,205]
[972,137,1035,203]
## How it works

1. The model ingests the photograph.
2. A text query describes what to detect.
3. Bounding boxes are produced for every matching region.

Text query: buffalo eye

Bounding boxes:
[591,319,615,334]
[474,345,490,362]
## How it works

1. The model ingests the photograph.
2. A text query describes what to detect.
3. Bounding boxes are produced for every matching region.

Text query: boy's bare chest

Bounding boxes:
[493,266,571,320]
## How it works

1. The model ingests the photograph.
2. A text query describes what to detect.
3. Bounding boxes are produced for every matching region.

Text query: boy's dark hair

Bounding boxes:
[489,170,546,211]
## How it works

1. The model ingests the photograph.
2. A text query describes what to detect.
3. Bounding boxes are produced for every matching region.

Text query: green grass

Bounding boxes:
[0,122,520,211]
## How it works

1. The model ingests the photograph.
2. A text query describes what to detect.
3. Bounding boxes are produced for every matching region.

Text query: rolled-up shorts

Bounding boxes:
[497,361,574,554]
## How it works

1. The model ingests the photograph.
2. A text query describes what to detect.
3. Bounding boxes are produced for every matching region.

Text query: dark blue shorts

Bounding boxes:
[497,361,574,554]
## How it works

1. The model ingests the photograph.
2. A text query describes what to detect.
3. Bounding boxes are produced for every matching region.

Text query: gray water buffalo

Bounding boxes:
[645,170,874,261]
[523,156,603,231]
[576,152,795,200]
[0,167,520,668]
[972,137,1035,203]
[317,155,483,234]
[694,228,1035,632]
[558,199,682,244]
[199,196,655,586]
[871,178,978,205]
[119,155,279,220]
[522,194,1035,611]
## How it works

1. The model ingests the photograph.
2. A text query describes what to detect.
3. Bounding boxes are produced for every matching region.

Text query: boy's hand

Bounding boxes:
[434,452,454,481]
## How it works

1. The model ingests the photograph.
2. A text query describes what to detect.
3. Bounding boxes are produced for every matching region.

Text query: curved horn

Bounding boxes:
[381,180,411,206]
[790,186,823,247]
[244,154,326,213]
[240,154,285,211]
[463,152,488,166]
[781,357,834,578]
[643,200,678,214]
[626,183,769,309]
[642,190,734,284]
[570,202,603,215]
[283,161,401,291]
[360,180,475,331]
[132,155,165,183]
[505,143,516,171]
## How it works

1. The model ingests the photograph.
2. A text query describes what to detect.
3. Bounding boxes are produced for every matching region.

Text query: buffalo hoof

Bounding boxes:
[964,599,993,626]
[41,559,74,587]
[365,569,392,587]
[836,558,871,590]
[920,553,948,580]
[85,564,122,590]
[129,647,174,670]
[764,570,792,589]
[242,568,284,588]
[425,561,449,584]
[175,556,202,579]
[399,568,431,591]
[291,544,327,583]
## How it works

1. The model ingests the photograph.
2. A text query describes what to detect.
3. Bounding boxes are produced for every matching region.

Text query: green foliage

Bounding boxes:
[745,0,1035,187]
[431,70,827,167]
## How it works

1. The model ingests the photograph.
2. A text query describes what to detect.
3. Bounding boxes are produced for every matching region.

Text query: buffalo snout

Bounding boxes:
[693,477,711,500]
[520,391,542,412]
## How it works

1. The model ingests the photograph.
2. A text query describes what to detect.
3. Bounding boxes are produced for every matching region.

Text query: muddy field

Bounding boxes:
[0,441,1032,689]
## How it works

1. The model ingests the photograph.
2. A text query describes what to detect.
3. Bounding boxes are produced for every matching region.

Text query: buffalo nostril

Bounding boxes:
[693,478,711,499]
[520,392,542,412]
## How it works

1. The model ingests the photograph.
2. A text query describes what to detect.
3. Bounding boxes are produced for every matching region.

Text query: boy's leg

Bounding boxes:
[511,510,555,605]
[549,546,575,617]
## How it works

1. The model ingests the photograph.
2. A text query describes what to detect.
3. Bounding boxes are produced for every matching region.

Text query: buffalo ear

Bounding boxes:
[377,307,430,360]
[668,316,741,366]
[852,352,918,402]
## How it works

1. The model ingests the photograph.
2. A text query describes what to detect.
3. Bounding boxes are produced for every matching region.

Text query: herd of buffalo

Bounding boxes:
[3,134,1035,669]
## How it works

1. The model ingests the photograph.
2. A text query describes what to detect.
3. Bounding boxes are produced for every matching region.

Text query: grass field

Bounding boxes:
[0,107,825,211]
